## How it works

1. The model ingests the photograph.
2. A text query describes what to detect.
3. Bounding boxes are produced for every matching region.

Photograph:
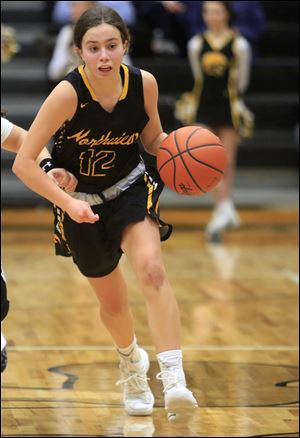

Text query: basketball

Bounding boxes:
[157,126,227,196]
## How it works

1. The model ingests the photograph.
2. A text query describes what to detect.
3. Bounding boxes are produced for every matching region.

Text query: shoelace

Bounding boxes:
[116,372,150,394]
[156,370,182,393]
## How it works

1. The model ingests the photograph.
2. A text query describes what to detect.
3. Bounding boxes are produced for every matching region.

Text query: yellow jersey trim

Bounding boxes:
[119,64,129,100]
[78,64,129,102]
[78,65,98,101]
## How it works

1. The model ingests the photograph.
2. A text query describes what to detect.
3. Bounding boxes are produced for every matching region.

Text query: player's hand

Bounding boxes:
[64,197,99,224]
[47,168,78,192]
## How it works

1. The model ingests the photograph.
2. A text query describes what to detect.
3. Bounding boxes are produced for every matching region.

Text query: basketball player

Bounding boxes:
[1,115,77,372]
[185,1,254,242]
[13,5,198,419]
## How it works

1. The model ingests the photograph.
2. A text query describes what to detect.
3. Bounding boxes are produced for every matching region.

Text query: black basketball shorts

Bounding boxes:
[53,168,172,277]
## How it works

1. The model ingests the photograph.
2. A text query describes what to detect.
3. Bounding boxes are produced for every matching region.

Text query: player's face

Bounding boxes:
[79,23,127,76]
[202,1,229,29]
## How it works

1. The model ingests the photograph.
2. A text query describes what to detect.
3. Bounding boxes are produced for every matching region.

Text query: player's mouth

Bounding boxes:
[98,66,112,72]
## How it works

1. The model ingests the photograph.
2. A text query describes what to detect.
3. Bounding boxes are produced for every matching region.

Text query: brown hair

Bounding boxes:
[73,5,130,51]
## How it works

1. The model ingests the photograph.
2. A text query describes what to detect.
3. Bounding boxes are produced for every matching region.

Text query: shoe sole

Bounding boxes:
[166,400,198,422]
[166,398,198,413]
[126,405,154,416]
[166,390,198,420]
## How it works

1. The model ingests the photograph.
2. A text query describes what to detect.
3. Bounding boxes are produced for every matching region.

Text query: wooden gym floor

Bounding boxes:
[1,207,299,437]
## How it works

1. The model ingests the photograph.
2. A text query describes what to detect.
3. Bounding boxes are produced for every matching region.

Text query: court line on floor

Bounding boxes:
[7,345,299,352]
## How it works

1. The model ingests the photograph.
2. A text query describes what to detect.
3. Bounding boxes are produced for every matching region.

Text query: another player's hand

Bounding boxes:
[48,168,78,192]
[64,197,99,224]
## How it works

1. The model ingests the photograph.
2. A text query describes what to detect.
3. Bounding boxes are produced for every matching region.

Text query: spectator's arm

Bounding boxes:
[48,25,74,82]
[233,36,252,94]
[187,34,203,82]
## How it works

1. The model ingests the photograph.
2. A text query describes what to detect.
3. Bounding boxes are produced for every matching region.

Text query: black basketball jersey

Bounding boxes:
[195,31,238,126]
[52,64,149,193]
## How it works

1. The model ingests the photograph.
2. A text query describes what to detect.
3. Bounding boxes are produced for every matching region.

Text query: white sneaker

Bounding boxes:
[206,200,241,242]
[156,358,198,419]
[116,347,154,416]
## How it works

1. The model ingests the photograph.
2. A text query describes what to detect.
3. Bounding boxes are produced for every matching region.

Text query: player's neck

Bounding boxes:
[84,66,123,99]
[208,26,231,38]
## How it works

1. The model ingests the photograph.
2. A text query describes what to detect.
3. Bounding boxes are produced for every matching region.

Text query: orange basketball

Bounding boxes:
[157,126,227,196]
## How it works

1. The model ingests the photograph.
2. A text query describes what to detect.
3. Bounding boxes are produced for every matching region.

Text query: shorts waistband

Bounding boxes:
[68,160,146,206]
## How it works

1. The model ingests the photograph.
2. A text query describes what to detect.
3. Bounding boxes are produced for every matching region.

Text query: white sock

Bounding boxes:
[116,336,141,361]
[157,349,182,366]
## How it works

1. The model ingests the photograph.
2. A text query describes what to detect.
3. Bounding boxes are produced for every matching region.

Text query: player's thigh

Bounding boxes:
[121,215,165,275]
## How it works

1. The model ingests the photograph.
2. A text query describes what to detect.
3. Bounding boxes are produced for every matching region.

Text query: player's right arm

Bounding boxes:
[12,81,99,224]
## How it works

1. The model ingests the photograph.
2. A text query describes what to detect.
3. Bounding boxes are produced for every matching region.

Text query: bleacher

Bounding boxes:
[1,1,299,208]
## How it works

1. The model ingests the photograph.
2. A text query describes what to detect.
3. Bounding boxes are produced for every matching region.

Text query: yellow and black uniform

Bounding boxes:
[52,64,172,277]
[194,32,238,128]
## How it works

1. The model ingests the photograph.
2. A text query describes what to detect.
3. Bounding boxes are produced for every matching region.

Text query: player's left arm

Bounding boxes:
[140,70,168,156]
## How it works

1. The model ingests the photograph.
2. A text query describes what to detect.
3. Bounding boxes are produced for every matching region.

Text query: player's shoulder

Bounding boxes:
[187,33,203,53]
[140,69,156,83]
[232,32,251,51]
[51,79,78,101]
[43,79,78,121]
[139,70,159,106]
[139,69,158,93]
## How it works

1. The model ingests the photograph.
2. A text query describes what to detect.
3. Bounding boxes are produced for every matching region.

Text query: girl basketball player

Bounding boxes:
[13,5,198,418]
[0,116,26,372]
[1,114,77,372]
[185,1,254,242]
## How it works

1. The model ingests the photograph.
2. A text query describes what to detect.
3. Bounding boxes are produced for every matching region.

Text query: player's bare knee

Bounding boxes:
[138,261,166,292]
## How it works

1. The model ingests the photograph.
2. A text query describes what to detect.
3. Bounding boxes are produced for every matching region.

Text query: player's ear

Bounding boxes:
[123,40,128,54]
[74,46,83,59]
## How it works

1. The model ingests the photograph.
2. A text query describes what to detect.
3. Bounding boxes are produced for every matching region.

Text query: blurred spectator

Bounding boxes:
[176,1,254,242]
[48,1,96,83]
[51,1,136,28]
[133,1,202,57]
[1,24,19,63]
[194,1,266,58]
[48,1,133,85]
